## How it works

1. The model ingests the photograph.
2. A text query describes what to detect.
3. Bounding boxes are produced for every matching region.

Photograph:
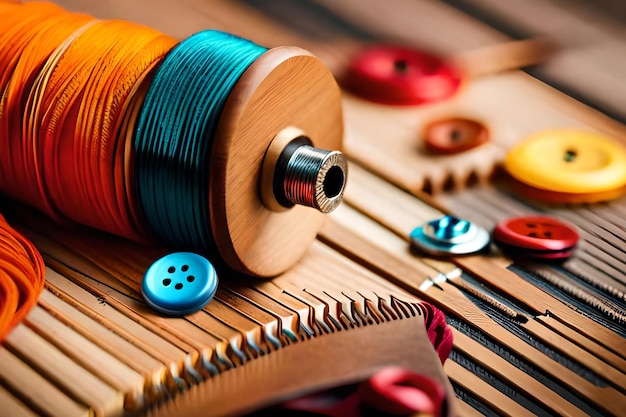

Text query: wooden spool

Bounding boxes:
[210,46,345,277]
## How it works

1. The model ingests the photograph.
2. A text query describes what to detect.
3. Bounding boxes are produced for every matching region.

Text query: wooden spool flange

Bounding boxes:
[211,46,345,277]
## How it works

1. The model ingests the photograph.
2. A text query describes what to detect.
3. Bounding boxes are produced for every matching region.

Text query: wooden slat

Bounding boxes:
[23,306,146,411]
[521,318,626,391]
[0,348,90,417]
[444,360,536,417]
[44,268,190,387]
[252,280,324,338]
[0,385,39,417]
[420,280,626,415]
[182,310,247,368]
[536,314,626,373]
[451,329,589,417]
[459,0,626,120]
[456,255,626,360]
[453,397,486,417]
[37,289,171,402]
[221,284,304,342]
[4,325,122,417]
[278,241,415,299]
[213,288,287,349]
[201,299,270,357]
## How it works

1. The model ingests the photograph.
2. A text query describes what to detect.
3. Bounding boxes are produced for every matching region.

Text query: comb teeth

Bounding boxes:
[146,312,441,417]
[437,169,485,195]
[526,264,626,325]
[564,260,626,302]
[297,288,421,335]
[420,166,496,195]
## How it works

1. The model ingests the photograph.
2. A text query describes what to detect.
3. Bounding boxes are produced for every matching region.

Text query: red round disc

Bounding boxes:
[343,45,463,105]
[493,215,579,252]
[358,367,446,416]
[424,117,489,154]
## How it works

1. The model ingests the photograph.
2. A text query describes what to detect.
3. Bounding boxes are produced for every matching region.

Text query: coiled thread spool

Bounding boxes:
[0,1,346,277]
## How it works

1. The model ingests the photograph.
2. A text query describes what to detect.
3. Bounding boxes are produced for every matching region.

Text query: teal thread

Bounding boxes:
[134,30,267,251]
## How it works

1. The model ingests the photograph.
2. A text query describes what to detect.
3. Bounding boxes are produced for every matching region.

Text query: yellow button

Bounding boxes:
[504,130,626,194]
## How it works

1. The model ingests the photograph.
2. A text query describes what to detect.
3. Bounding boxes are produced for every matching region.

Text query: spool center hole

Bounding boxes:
[323,165,345,199]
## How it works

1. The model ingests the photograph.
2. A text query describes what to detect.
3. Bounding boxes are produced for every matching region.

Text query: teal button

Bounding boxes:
[142,252,218,316]
[410,215,490,256]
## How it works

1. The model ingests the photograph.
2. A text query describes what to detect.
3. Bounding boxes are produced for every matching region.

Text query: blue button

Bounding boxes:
[142,252,218,316]
[410,215,490,256]
[424,216,476,244]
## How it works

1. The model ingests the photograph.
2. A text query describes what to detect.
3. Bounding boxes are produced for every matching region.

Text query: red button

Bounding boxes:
[423,117,489,154]
[343,45,463,105]
[493,216,579,258]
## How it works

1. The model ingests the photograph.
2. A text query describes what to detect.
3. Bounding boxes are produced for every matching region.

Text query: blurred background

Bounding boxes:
[52,0,626,123]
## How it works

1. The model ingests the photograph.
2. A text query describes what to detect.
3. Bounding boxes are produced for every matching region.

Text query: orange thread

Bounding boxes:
[0,213,45,341]
[0,1,178,339]
[36,19,176,238]
[1,6,94,215]
[0,2,177,240]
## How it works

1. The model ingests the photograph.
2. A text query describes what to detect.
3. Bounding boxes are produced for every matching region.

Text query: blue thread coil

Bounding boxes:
[134,30,267,252]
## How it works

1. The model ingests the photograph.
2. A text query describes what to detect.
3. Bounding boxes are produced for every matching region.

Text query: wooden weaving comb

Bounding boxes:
[2,209,456,417]
[148,312,453,417]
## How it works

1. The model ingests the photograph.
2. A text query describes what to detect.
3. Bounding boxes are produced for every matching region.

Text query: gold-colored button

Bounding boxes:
[504,130,626,201]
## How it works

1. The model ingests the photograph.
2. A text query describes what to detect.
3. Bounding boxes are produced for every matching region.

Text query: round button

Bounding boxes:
[142,252,218,316]
[504,130,626,201]
[423,117,489,154]
[493,215,579,259]
[423,215,477,245]
[358,367,445,416]
[410,215,490,256]
[343,45,462,105]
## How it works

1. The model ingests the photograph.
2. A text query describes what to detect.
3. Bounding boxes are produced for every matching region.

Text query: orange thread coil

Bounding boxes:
[0,9,95,214]
[0,2,177,240]
[37,19,177,239]
[0,213,44,341]
[78,22,178,238]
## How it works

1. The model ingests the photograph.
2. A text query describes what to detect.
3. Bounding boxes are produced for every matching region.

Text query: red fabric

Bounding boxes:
[420,302,454,364]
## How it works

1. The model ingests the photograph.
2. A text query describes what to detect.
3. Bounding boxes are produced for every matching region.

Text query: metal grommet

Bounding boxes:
[410,215,490,256]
